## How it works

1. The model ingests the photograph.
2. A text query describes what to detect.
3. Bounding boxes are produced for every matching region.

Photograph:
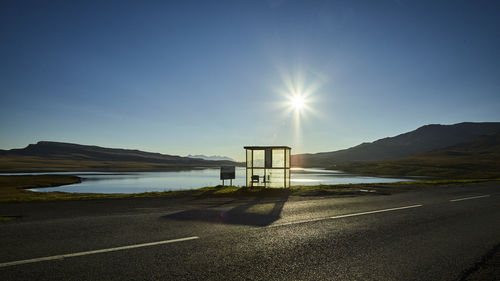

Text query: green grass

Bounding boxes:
[1,174,499,203]
[0,175,82,202]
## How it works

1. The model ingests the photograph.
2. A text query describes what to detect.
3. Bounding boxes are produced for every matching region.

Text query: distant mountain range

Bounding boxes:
[291,122,500,168]
[186,154,235,161]
[0,141,238,172]
[2,122,499,177]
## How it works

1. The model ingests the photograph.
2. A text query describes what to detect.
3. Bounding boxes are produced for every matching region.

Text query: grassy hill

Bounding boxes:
[0,141,239,172]
[292,122,500,167]
[334,131,500,179]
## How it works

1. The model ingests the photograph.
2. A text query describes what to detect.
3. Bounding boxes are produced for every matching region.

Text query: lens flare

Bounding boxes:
[290,95,305,111]
[272,67,325,156]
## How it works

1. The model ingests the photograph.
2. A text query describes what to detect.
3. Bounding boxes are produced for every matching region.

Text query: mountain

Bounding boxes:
[291,122,500,167]
[0,141,238,172]
[187,154,235,161]
[336,131,500,179]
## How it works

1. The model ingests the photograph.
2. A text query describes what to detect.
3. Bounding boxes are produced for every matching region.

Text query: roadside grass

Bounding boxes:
[0,216,16,221]
[1,175,499,203]
[381,178,500,185]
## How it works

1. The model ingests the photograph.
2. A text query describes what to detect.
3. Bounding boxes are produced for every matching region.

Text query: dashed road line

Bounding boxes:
[450,195,490,202]
[268,204,423,228]
[0,236,199,268]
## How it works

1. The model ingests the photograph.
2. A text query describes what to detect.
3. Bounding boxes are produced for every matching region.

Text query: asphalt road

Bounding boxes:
[0,183,499,280]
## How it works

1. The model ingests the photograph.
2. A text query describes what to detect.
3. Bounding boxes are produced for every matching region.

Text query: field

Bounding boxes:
[0,155,230,173]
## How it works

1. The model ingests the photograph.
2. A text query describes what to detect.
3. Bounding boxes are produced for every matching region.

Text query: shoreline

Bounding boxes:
[1,174,499,203]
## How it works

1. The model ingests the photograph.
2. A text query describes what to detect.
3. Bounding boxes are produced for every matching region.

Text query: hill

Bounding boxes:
[0,141,238,172]
[335,131,500,179]
[291,122,500,167]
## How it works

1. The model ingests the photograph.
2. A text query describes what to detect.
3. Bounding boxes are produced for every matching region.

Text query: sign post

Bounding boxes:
[220,166,235,186]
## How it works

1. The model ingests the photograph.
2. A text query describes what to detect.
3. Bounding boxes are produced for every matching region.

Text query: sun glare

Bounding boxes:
[291,95,305,110]
[275,68,323,152]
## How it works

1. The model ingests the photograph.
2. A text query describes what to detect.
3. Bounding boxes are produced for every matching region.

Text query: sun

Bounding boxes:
[290,95,305,110]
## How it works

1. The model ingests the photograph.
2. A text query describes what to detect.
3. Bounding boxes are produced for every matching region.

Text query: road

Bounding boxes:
[0,183,499,280]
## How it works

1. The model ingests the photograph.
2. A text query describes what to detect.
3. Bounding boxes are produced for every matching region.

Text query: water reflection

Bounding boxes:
[9,167,411,194]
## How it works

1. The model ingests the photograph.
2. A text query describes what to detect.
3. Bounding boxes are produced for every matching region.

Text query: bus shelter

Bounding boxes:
[244,146,291,188]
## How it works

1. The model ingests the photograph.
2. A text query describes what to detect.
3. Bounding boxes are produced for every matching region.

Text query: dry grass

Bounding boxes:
[0,155,225,173]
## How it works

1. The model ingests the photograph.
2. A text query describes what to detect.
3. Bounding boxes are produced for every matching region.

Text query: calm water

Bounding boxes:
[4,167,412,194]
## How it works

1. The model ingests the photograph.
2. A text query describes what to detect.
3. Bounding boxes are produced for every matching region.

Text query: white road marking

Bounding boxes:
[0,236,199,268]
[268,204,423,228]
[450,195,490,202]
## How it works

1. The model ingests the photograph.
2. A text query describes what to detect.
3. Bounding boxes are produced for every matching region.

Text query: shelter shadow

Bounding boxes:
[161,194,290,227]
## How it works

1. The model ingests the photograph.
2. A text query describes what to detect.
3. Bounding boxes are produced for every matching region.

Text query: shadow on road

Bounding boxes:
[161,192,291,227]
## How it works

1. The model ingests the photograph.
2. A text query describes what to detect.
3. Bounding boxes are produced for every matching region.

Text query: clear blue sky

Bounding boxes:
[1,0,499,161]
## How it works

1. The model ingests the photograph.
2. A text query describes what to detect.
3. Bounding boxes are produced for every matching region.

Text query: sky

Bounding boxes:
[1,0,499,161]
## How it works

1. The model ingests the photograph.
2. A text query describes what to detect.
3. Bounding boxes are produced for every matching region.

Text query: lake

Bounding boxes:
[8,167,412,194]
